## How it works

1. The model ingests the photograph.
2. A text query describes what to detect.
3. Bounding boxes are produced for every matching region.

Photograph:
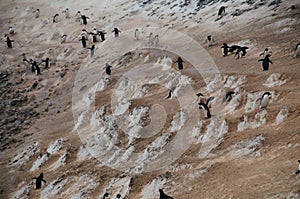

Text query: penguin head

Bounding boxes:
[265,48,268,51]
[262,92,271,99]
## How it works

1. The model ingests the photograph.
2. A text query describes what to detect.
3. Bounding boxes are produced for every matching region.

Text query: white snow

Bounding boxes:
[263,73,287,88]
[41,178,70,199]
[49,151,67,171]
[30,153,50,172]
[229,134,265,157]
[46,138,66,155]
[276,105,290,124]
[141,178,167,199]
[11,182,30,199]
[9,142,39,167]
[237,109,268,132]
[169,109,188,132]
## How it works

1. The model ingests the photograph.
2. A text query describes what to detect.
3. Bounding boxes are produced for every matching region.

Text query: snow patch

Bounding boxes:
[169,109,188,132]
[9,142,39,167]
[229,134,265,157]
[263,73,286,88]
[47,138,66,154]
[41,178,70,199]
[276,105,290,124]
[141,178,167,199]
[30,153,50,172]
[237,110,268,132]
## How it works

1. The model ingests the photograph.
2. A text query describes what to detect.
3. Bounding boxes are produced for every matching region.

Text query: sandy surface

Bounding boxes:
[0,0,300,198]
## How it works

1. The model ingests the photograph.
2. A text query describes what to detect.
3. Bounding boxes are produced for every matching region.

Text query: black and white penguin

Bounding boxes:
[223,91,235,103]
[258,54,273,71]
[296,160,300,174]
[98,31,106,41]
[235,46,248,59]
[81,15,89,25]
[159,189,174,199]
[103,192,109,199]
[8,27,15,34]
[154,35,159,46]
[79,36,87,48]
[166,87,176,99]
[116,194,122,199]
[198,96,214,118]
[62,8,70,18]
[32,173,46,189]
[81,29,88,37]
[105,63,112,75]
[294,43,300,58]
[88,45,95,57]
[134,29,140,40]
[259,92,271,109]
[61,34,67,44]
[148,32,154,45]
[76,11,81,22]
[221,43,229,56]
[42,57,50,69]
[113,28,121,37]
[53,13,59,23]
[33,9,40,18]
[206,35,215,47]
[259,48,272,58]
[218,6,226,16]
[5,36,14,48]
[175,57,184,70]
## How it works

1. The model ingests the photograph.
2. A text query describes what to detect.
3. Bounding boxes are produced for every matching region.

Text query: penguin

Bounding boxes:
[33,9,40,18]
[134,29,140,40]
[154,35,159,46]
[222,91,235,103]
[31,61,41,75]
[258,54,272,71]
[159,189,174,199]
[81,15,89,25]
[76,11,81,22]
[88,45,95,57]
[53,13,59,23]
[81,29,88,37]
[175,57,184,70]
[103,192,109,199]
[259,92,271,109]
[98,31,106,41]
[206,35,215,47]
[62,8,70,18]
[294,43,300,58]
[166,87,176,99]
[198,96,214,118]
[42,57,50,68]
[147,32,154,45]
[32,173,46,189]
[259,48,272,58]
[5,36,14,48]
[218,6,225,16]
[92,27,98,35]
[196,92,204,97]
[112,28,121,37]
[79,36,87,48]
[235,46,248,59]
[221,43,229,56]
[116,194,122,199]
[88,32,98,43]
[105,63,112,75]
[228,45,241,53]
[296,160,300,174]
[61,34,67,44]
[8,26,15,34]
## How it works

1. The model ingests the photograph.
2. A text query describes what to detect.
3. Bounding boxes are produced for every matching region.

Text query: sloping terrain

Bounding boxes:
[0,0,300,198]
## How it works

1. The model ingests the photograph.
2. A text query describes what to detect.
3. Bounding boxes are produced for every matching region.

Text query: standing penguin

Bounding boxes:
[159,189,174,199]
[296,160,300,174]
[81,15,89,25]
[198,96,214,119]
[76,11,81,22]
[112,28,121,37]
[259,92,271,109]
[8,26,15,34]
[235,46,248,59]
[79,36,87,48]
[147,32,154,45]
[103,192,109,199]
[154,35,159,46]
[33,9,40,18]
[88,45,95,57]
[61,34,67,44]
[134,29,140,40]
[62,8,70,18]
[259,48,272,58]
[53,13,59,23]
[5,36,14,48]
[105,63,112,75]
[222,91,235,103]
[42,57,50,69]
[294,43,300,58]
[175,57,184,70]
[98,31,106,41]
[32,173,46,189]
[218,6,225,16]
[206,35,215,47]
[258,54,272,71]
[221,43,229,56]
[116,194,122,199]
